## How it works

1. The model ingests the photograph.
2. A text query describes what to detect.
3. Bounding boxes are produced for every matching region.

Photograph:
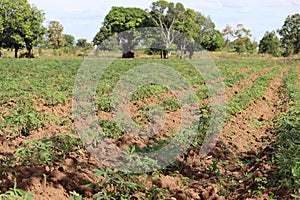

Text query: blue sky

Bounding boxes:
[27,0,300,43]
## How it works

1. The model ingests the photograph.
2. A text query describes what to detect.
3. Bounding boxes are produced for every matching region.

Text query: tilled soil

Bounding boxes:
[0,64,293,200]
[297,65,300,88]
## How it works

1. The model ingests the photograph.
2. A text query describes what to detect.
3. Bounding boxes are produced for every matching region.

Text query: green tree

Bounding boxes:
[63,34,75,47]
[96,34,121,51]
[234,24,252,38]
[0,0,45,57]
[149,0,187,58]
[46,21,64,49]
[232,24,255,54]
[93,6,148,54]
[194,14,216,48]
[76,38,93,50]
[149,1,219,58]
[201,30,224,51]
[278,13,300,56]
[23,5,46,55]
[233,37,248,54]
[93,1,219,58]
[174,9,219,56]
[0,0,28,57]
[259,31,281,56]
[222,24,234,49]
[172,7,197,58]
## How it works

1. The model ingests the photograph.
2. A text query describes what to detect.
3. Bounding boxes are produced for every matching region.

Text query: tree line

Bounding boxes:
[0,0,92,58]
[0,0,299,58]
[93,0,300,58]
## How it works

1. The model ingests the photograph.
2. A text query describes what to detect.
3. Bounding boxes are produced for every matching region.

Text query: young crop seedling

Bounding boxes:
[2,107,46,137]
[0,179,34,200]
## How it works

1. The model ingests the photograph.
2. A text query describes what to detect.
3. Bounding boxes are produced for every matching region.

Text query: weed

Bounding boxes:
[272,64,300,194]
[92,166,145,199]
[2,107,46,137]
[161,97,180,111]
[254,177,267,196]
[99,120,124,139]
[69,191,83,200]
[131,85,166,102]
[14,135,82,166]
[0,179,34,200]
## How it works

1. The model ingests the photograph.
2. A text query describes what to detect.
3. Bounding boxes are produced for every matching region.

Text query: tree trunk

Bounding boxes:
[15,47,19,58]
[161,50,167,59]
[189,49,194,59]
[180,44,185,59]
[187,43,194,59]
[167,50,171,59]
[27,47,32,55]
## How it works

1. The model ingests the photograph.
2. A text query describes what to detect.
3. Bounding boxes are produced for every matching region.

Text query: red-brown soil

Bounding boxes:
[225,67,274,101]
[177,66,290,199]
[0,64,293,200]
[297,65,300,88]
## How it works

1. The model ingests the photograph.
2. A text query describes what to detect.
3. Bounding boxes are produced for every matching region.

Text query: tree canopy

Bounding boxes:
[0,0,298,58]
[46,21,65,49]
[63,34,75,47]
[259,31,281,56]
[0,0,45,57]
[93,7,148,46]
[230,24,256,54]
[278,13,300,56]
[93,0,222,59]
[76,38,93,50]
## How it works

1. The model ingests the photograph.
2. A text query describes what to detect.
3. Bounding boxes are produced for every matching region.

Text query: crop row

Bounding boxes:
[226,65,282,117]
[273,64,300,198]
[0,58,286,199]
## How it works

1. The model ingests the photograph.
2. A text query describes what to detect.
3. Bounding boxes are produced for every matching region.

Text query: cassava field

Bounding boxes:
[0,55,299,200]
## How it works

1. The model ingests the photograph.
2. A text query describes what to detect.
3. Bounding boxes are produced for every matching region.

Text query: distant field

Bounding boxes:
[0,57,299,199]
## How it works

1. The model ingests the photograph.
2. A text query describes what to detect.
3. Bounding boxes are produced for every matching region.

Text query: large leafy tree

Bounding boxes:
[76,38,93,50]
[222,24,234,49]
[46,21,65,49]
[24,5,46,55]
[93,6,148,54]
[63,34,75,47]
[169,7,196,58]
[259,31,281,56]
[0,0,45,57]
[232,24,256,54]
[94,1,220,58]
[194,14,216,47]
[174,8,220,56]
[0,0,29,57]
[201,30,224,51]
[149,0,187,58]
[233,37,254,54]
[149,1,221,58]
[278,13,300,56]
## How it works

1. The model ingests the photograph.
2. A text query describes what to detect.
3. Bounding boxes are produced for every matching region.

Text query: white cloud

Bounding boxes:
[78,20,91,25]
[260,0,295,7]
[221,0,247,8]
[201,0,223,9]
[293,0,300,5]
